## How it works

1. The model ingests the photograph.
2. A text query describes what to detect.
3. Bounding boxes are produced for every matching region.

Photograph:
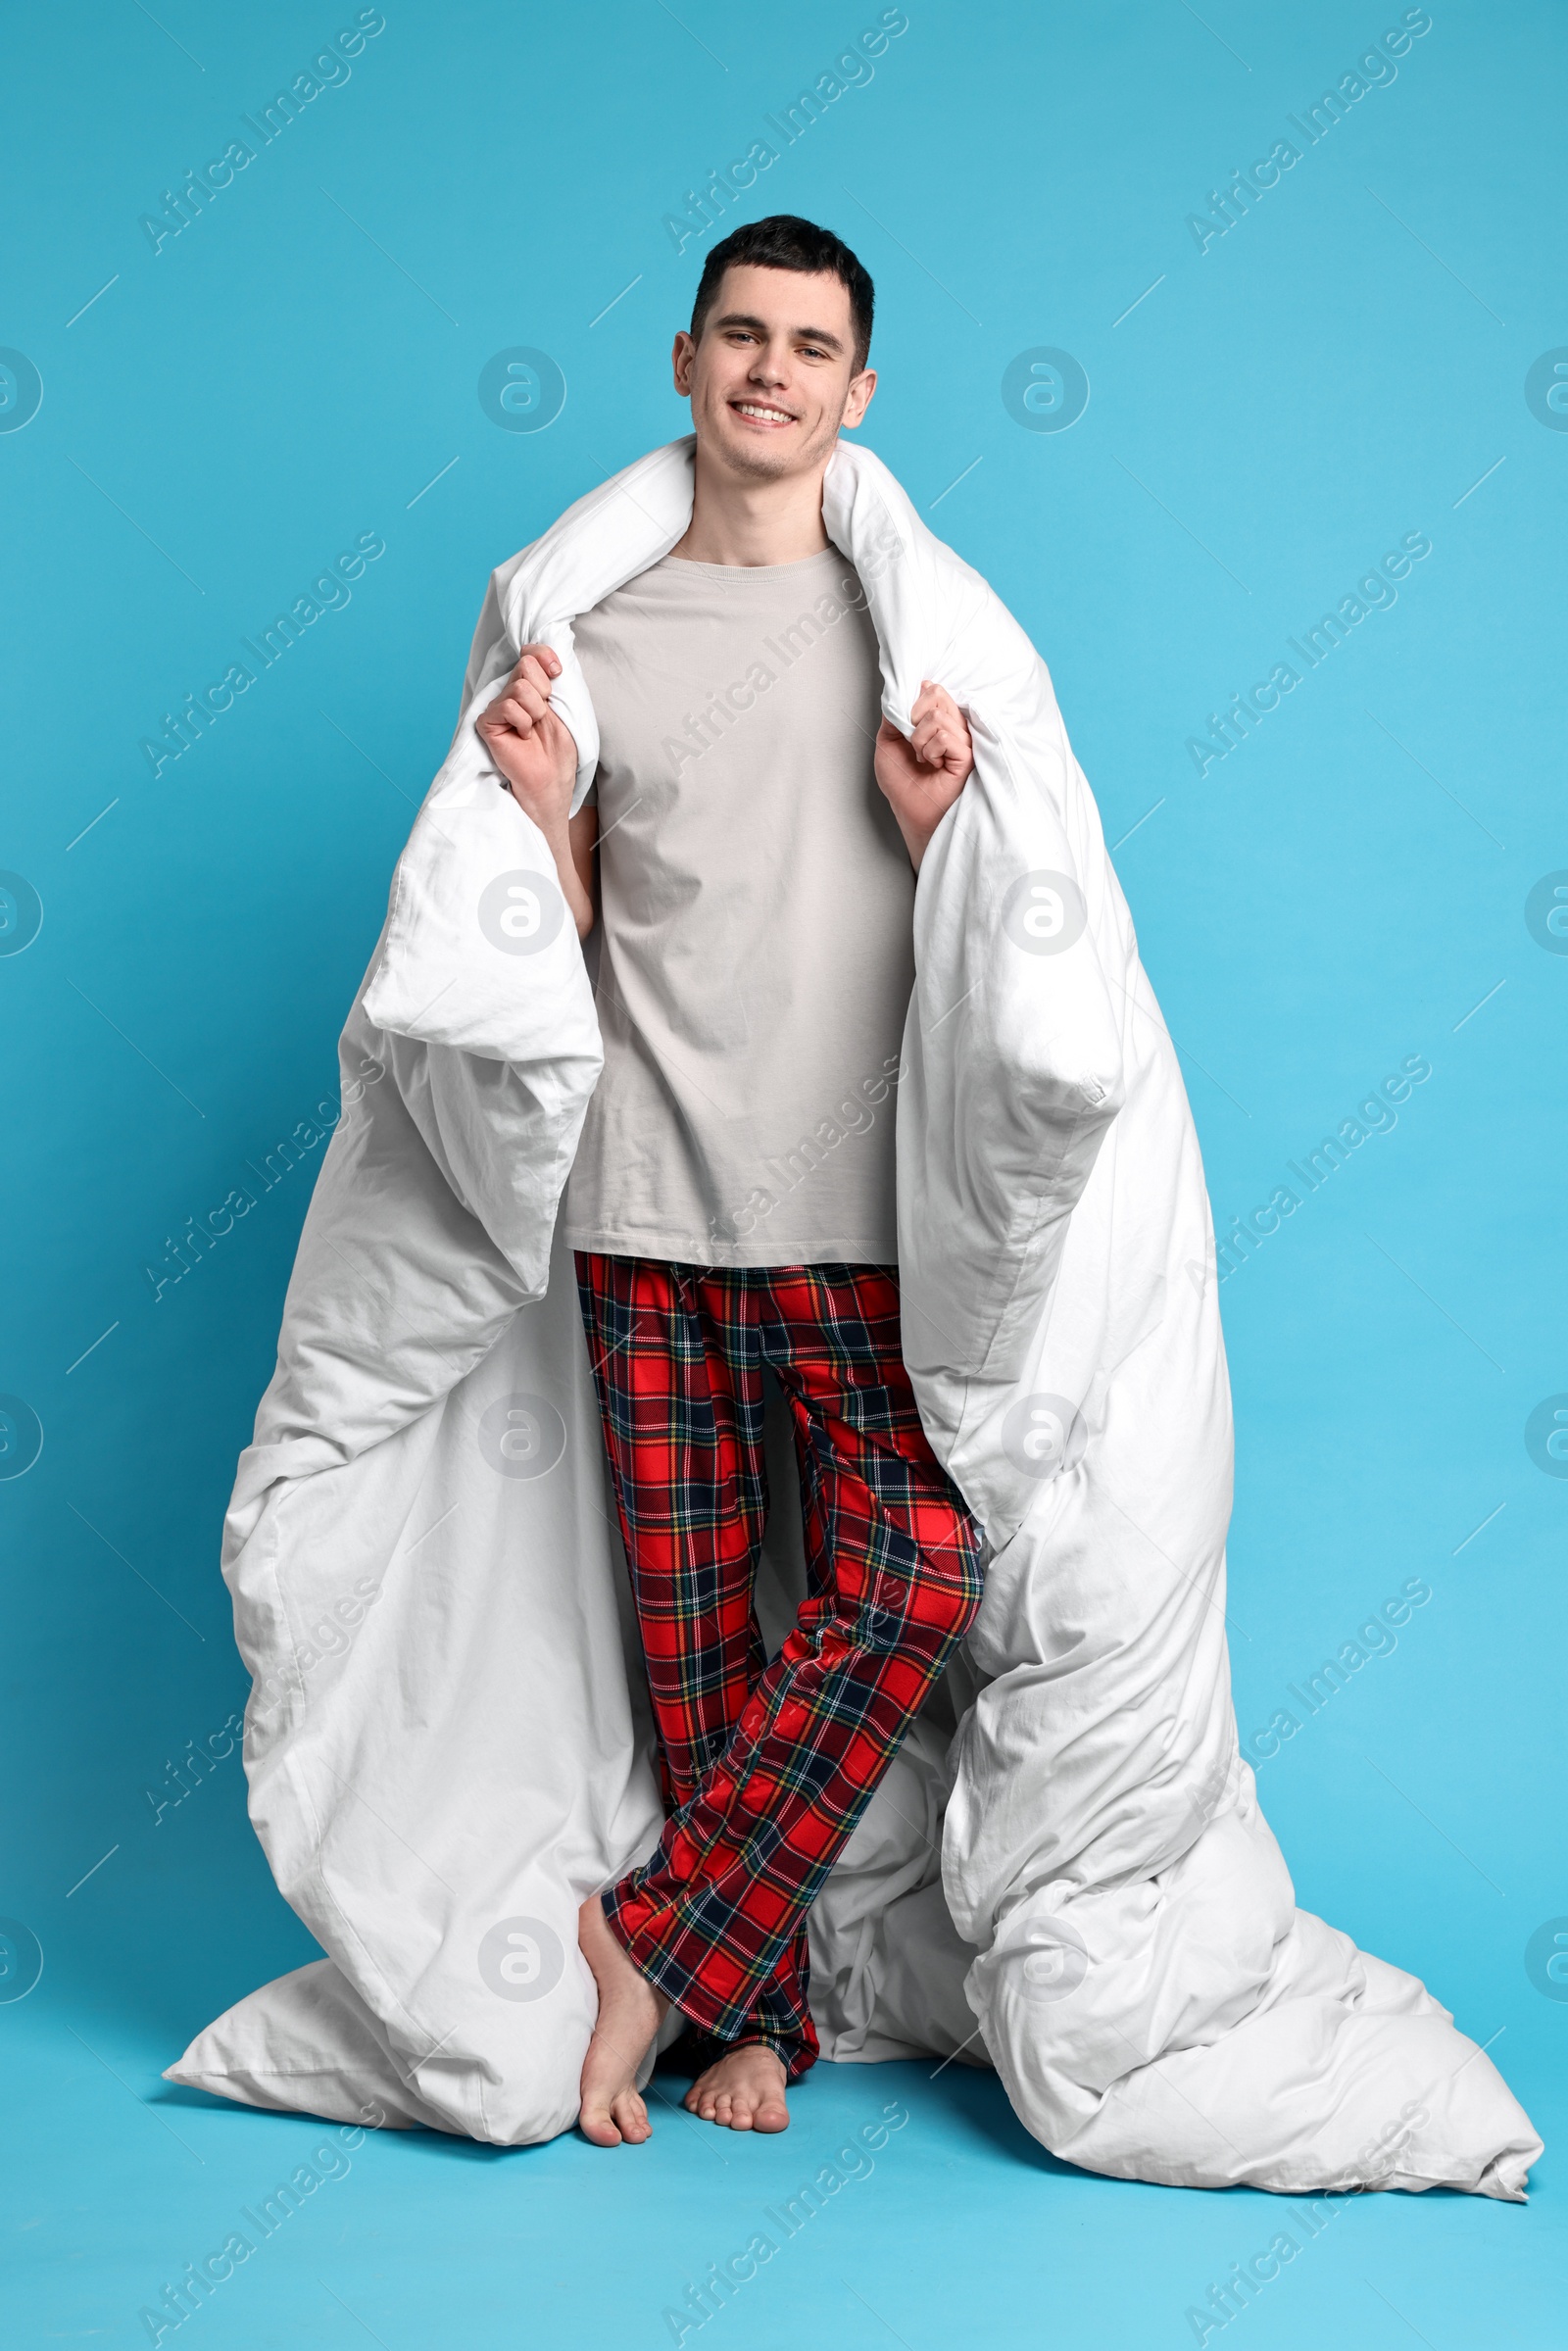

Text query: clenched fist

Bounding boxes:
[475,644,597,939]
[873,680,975,871]
[476,644,580,828]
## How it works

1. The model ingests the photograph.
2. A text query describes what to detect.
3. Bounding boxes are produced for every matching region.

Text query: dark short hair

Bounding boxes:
[690,215,874,372]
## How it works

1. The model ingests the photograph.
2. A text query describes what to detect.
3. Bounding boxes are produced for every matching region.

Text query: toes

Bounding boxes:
[610,2090,651,2144]
[681,2056,791,2131]
[579,2104,622,2148]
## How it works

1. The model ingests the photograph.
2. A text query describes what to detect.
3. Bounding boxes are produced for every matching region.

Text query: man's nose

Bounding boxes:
[748,346,788,385]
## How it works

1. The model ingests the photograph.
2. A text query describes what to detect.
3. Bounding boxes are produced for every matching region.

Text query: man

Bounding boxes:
[474,217,982,2145]
[176,209,1541,2210]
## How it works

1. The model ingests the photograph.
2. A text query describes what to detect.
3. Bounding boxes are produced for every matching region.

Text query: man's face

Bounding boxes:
[672,264,875,482]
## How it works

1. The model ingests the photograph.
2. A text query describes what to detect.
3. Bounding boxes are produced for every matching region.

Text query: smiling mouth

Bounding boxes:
[729,400,797,428]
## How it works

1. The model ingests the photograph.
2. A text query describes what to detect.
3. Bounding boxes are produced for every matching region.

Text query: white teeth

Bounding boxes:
[735,402,792,422]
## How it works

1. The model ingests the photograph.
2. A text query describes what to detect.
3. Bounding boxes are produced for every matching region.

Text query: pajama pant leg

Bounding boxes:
[574,1252,983,2082]
[573,1252,812,2067]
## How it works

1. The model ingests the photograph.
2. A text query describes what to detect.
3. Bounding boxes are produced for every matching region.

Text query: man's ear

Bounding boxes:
[841,367,877,430]
[671,330,697,398]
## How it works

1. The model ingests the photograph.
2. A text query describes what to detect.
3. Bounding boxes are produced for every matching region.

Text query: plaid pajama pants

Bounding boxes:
[574,1252,984,2082]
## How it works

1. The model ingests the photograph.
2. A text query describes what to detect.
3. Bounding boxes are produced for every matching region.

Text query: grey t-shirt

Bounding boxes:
[561,548,915,1267]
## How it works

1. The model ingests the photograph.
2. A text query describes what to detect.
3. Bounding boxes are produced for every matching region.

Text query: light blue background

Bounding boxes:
[2,2,1562,2344]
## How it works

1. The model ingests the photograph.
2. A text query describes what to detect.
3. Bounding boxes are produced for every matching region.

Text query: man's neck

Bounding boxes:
[670,445,832,567]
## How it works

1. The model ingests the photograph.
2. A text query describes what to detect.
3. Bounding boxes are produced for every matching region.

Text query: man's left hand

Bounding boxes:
[873,680,975,871]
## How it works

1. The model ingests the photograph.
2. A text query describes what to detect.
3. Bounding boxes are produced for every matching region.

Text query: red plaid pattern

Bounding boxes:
[574,1252,983,2079]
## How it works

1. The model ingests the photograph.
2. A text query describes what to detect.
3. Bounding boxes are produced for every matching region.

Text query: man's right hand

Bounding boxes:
[475,644,597,940]
[476,644,580,827]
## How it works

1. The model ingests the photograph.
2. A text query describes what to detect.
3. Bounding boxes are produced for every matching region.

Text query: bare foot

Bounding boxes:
[577,1894,669,2147]
[683,2042,790,2132]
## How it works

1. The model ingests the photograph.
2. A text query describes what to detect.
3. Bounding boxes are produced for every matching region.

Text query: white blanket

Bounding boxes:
[170,437,1541,2196]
